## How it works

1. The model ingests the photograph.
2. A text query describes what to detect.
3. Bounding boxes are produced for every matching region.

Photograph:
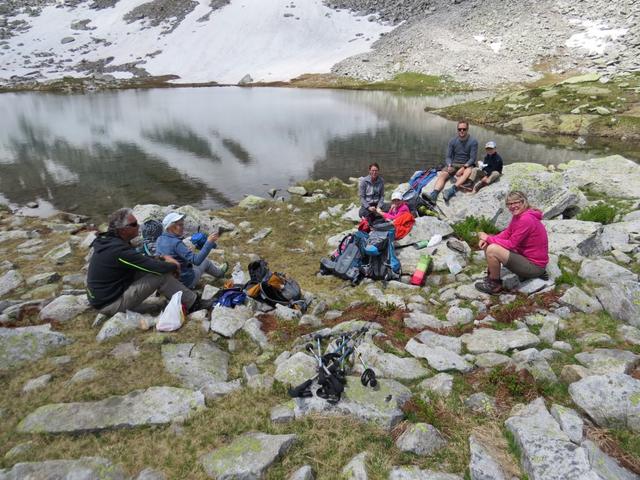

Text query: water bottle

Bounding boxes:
[231,262,245,285]
[410,254,431,286]
[414,239,430,249]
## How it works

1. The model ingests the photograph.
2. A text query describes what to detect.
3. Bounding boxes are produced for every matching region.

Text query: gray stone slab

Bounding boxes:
[162,342,229,393]
[17,386,205,433]
[462,328,539,354]
[578,259,638,286]
[96,311,156,342]
[342,452,368,480]
[274,352,317,386]
[505,398,595,480]
[583,440,640,480]
[292,376,411,430]
[595,281,640,328]
[388,467,462,479]
[0,457,128,479]
[0,324,72,370]
[355,342,429,380]
[559,286,603,314]
[569,373,640,433]
[210,304,253,337]
[0,270,23,297]
[414,330,462,353]
[396,423,447,456]
[469,435,508,480]
[574,348,640,375]
[550,404,583,444]
[200,432,297,479]
[405,338,472,373]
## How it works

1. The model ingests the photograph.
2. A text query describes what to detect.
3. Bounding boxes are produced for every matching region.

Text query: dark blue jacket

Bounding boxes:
[156,231,215,288]
[482,152,503,175]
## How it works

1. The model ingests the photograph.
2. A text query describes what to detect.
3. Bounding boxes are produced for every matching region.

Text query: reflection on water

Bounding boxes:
[0,87,618,217]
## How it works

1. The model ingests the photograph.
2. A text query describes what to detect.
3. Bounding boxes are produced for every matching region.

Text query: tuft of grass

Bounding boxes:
[554,256,584,287]
[576,203,618,224]
[451,216,500,249]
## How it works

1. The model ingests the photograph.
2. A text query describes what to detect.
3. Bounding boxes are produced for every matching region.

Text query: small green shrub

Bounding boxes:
[452,216,500,248]
[576,203,618,224]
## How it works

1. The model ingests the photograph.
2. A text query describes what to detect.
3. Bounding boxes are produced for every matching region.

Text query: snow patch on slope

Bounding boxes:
[0,0,394,84]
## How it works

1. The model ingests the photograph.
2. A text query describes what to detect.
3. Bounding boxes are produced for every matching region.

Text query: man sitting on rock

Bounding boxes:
[86,208,209,316]
[426,120,478,203]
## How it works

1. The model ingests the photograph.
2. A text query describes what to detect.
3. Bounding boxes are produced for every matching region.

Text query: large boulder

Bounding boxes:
[17,386,205,433]
[176,204,236,235]
[38,295,90,323]
[0,457,128,479]
[569,373,640,432]
[0,325,72,370]
[200,432,297,479]
[558,286,602,313]
[395,216,453,247]
[595,281,640,327]
[543,220,602,260]
[395,423,447,456]
[563,156,640,199]
[427,163,584,229]
[599,220,640,251]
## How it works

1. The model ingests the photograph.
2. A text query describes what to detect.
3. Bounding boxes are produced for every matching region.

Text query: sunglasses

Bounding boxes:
[126,221,139,228]
[457,128,468,132]
[506,201,523,207]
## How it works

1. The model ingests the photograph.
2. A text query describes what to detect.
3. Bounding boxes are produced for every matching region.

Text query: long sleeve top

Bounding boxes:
[445,136,478,167]
[359,175,385,209]
[486,209,549,267]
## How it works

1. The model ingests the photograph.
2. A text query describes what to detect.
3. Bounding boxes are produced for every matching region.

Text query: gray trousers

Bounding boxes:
[189,259,224,288]
[99,272,197,316]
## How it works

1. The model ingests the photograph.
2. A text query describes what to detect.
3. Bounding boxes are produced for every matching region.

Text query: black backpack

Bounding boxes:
[245,260,308,312]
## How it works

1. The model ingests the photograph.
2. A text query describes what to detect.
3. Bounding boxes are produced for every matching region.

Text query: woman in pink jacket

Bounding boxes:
[475,191,548,294]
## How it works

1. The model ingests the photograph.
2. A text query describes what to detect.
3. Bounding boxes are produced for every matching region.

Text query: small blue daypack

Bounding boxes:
[214,288,247,308]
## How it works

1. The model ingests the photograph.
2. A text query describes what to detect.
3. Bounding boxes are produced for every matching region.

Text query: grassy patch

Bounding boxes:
[286,72,469,94]
[451,216,500,249]
[576,203,618,224]
[554,256,584,288]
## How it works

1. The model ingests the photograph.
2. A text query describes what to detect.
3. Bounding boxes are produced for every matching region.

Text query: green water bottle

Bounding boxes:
[415,239,429,249]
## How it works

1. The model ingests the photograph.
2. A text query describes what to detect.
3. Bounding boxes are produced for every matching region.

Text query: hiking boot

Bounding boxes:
[475,277,503,295]
[473,182,487,193]
[189,295,214,313]
[218,262,229,277]
[426,190,440,203]
[443,186,457,202]
[539,270,549,281]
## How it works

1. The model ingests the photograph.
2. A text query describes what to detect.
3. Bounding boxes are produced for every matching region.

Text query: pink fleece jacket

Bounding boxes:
[383,203,410,221]
[487,209,549,267]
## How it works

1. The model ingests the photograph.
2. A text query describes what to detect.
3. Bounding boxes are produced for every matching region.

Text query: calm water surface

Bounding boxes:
[0,87,615,218]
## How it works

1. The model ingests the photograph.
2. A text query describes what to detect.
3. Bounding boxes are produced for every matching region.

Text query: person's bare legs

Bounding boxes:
[485,243,510,279]
[454,166,473,187]
[433,169,452,193]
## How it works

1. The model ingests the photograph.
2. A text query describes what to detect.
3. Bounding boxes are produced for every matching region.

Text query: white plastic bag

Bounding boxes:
[156,291,185,332]
[427,234,442,248]
[446,255,463,275]
[231,262,246,285]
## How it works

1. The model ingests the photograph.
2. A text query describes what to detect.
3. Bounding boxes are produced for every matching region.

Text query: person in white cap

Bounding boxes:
[468,140,503,193]
[376,190,410,221]
[156,212,228,289]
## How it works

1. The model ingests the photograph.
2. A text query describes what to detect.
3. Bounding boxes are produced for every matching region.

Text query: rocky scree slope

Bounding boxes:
[1,0,639,89]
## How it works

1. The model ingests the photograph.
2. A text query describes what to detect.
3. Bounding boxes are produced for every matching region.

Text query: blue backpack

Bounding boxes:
[214,288,247,308]
[408,168,437,194]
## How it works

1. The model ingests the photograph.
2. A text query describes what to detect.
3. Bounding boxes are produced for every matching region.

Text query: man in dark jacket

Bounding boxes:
[86,208,201,316]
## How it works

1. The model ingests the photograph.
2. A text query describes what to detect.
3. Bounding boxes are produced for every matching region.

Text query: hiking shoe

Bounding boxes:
[218,261,229,277]
[473,182,487,193]
[443,186,457,202]
[189,295,214,313]
[474,277,503,295]
[426,190,440,203]
[539,270,549,281]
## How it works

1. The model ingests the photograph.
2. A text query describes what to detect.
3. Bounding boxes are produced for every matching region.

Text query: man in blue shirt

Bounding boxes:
[426,121,478,202]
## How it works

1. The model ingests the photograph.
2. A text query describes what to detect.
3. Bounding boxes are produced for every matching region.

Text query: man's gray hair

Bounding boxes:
[108,208,133,231]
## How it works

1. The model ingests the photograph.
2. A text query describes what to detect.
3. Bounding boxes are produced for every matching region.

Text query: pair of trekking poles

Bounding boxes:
[288,327,377,404]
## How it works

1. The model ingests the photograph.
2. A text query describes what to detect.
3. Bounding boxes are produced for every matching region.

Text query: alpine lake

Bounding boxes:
[0,86,629,218]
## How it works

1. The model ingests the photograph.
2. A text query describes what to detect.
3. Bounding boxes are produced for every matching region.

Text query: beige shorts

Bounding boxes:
[470,168,501,183]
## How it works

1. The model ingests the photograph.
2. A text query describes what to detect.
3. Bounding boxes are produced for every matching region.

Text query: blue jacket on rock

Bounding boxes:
[156,231,215,288]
